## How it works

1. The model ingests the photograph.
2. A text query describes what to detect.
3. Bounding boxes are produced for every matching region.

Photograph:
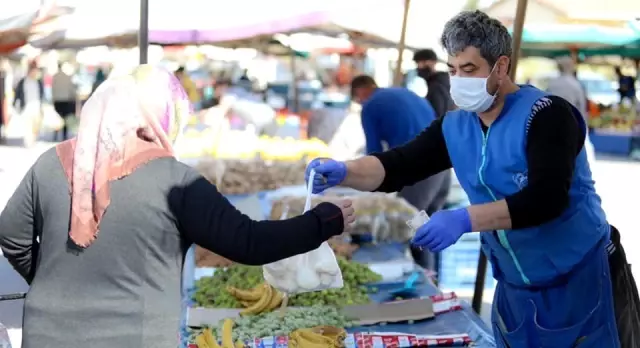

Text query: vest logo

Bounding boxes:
[513,171,528,189]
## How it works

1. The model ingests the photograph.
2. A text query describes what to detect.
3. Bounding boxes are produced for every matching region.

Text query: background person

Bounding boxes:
[52,62,77,141]
[413,48,456,118]
[213,79,277,136]
[615,66,637,105]
[13,62,44,146]
[350,75,451,217]
[306,10,626,347]
[0,65,354,348]
[174,66,200,108]
[547,57,597,165]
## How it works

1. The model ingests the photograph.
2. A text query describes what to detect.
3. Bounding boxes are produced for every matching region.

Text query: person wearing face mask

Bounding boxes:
[413,48,456,118]
[305,10,630,347]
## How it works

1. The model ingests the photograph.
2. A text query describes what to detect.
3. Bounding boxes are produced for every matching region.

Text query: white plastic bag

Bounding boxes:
[263,169,344,294]
[0,322,12,348]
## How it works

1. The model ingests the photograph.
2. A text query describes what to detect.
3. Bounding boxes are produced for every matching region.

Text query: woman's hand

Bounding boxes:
[338,199,356,227]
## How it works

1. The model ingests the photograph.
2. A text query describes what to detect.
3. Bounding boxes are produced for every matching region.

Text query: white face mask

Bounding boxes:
[449,66,497,113]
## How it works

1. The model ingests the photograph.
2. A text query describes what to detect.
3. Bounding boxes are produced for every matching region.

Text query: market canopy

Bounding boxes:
[515,22,640,58]
[0,1,71,53]
[30,0,414,50]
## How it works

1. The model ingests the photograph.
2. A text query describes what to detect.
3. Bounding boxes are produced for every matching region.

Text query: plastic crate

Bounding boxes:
[438,237,495,291]
[590,131,633,156]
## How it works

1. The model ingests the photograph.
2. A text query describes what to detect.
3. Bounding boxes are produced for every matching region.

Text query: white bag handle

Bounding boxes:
[304,169,316,212]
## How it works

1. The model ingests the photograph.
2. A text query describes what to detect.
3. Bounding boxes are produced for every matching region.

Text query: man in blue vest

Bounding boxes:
[306,10,625,347]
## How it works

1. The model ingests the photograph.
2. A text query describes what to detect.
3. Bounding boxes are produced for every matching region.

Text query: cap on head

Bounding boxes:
[350,75,377,104]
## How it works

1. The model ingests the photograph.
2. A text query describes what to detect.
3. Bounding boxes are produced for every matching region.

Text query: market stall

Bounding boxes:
[176,154,492,347]
[184,243,495,348]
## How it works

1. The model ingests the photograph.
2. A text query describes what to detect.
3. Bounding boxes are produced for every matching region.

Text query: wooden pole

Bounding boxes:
[508,0,528,80]
[393,0,411,86]
[138,0,149,64]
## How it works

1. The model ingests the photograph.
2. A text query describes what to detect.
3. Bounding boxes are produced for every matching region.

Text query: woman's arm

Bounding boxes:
[174,170,344,266]
[0,167,38,283]
[342,117,453,192]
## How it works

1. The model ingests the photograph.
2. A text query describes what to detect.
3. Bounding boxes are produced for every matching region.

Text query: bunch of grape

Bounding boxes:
[195,306,352,342]
[192,258,382,308]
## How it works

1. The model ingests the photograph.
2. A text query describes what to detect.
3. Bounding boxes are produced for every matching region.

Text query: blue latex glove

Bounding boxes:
[305,158,347,194]
[412,208,473,252]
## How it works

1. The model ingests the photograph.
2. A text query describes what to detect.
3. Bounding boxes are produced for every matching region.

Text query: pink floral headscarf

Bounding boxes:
[56,65,191,248]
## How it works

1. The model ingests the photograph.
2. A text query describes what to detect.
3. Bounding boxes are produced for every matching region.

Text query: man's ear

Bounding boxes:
[499,56,511,78]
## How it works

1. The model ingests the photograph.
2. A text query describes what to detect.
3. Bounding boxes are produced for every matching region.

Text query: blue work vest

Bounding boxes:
[442,86,609,287]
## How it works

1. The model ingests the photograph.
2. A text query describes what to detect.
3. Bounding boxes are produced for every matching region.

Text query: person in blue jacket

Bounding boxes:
[306,10,624,347]
[350,75,451,217]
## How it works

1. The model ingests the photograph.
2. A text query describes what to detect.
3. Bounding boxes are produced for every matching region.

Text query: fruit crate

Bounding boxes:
[438,235,495,291]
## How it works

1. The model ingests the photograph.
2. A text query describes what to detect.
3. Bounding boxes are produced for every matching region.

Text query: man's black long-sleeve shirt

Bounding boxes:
[371,95,585,229]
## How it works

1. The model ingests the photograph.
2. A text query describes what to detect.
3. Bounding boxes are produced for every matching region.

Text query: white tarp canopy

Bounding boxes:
[31,0,421,50]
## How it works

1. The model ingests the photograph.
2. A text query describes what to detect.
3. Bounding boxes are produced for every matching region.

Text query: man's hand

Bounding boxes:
[412,208,472,252]
[305,158,347,194]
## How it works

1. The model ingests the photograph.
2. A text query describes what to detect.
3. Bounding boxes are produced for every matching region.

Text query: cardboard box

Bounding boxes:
[187,297,434,328]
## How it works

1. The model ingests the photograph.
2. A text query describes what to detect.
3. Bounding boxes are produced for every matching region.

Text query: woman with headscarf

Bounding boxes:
[0,65,354,348]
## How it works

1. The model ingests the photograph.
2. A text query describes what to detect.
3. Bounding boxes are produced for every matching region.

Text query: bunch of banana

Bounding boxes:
[226,283,284,315]
[194,319,245,348]
[289,326,347,348]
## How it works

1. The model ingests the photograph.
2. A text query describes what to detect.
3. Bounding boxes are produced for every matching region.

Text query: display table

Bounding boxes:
[349,244,496,347]
[185,243,495,348]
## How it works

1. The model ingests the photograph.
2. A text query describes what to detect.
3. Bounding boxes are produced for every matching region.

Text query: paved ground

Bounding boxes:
[0,143,638,347]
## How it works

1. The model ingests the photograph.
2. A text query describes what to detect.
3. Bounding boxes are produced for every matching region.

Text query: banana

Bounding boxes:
[239,300,254,308]
[298,328,334,346]
[235,340,245,348]
[289,330,327,348]
[221,319,234,348]
[226,285,263,301]
[265,288,284,311]
[203,328,222,348]
[195,334,211,348]
[240,284,272,315]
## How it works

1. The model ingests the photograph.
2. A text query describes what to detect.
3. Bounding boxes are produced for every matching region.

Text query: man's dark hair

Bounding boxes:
[413,49,438,62]
[440,10,512,67]
[175,66,185,74]
[350,75,377,96]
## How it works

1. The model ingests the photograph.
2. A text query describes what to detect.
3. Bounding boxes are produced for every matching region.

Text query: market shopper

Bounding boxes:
[13,62,44,146]
[413,48,456,118]
[306,10,635,348]
[351,75,450,216]
[213,79,278,136]
[0,65,354,348]
[546,57,597,165]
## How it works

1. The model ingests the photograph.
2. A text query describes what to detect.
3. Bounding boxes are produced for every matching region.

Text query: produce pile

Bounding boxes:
[227,283,284,315]
[271,193,419,242]
[196,159,306,195]
[195,237,358,268]
[193,258,382,308]
[193,311,349,345]
[256,136,332,161]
